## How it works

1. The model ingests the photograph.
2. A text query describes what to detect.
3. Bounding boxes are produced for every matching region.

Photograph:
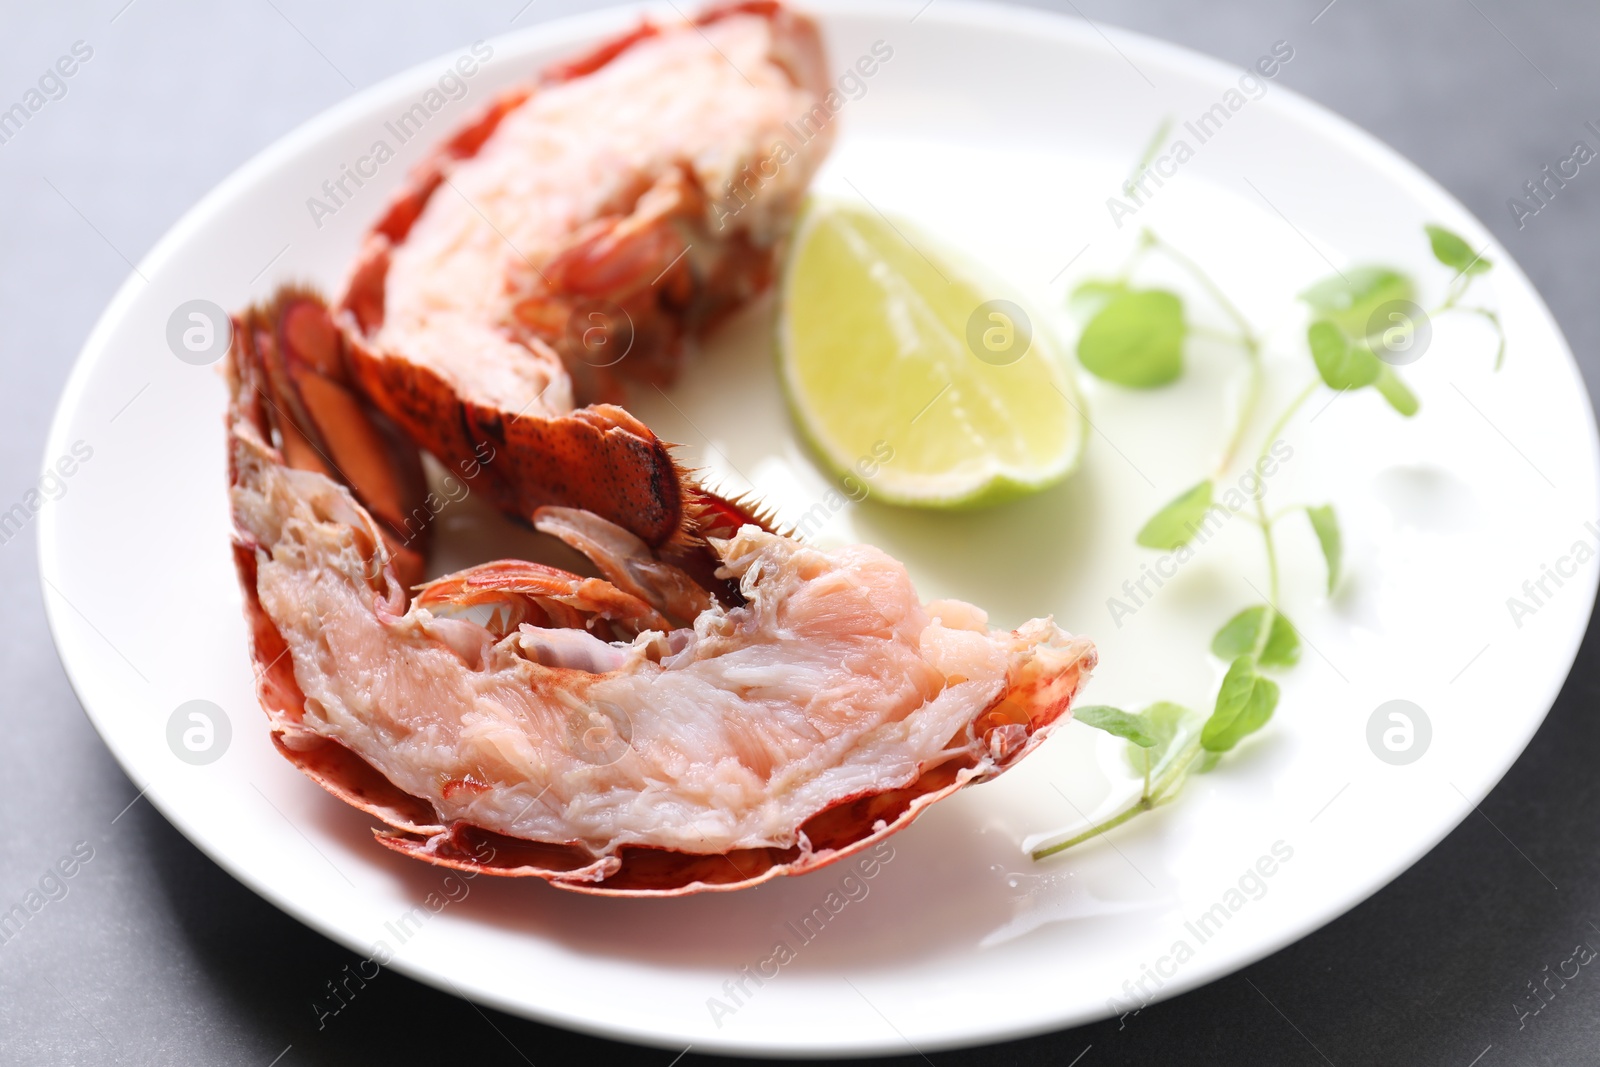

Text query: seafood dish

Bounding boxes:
[227,1,1096,896]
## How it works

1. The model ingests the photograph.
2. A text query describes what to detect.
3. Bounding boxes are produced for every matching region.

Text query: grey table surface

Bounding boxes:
[3,1,1598,1064]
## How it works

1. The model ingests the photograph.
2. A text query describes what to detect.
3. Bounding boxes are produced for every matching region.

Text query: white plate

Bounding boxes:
[40,0,1598,1056]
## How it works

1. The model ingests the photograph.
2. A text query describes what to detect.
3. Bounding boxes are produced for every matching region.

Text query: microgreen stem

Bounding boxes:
[1250,488,1283,660]
[1031,800,1154,859]
[1139,231,1265,476]
[1427,275,1506,370]
[1123,117,1174,197]
[1258,380,1320,475]
[1216,348,1263,478]
[1247,379,1317,654]
[1032,734,1203,860]
[1431,269,1477,315]
[1116,230,1157,284]
[1146,231,1258,344]
[1148,733,1204,804]
[1466,306,1507,369]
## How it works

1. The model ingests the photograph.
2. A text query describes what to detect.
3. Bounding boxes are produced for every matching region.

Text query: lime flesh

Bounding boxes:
[777,200,1084,508]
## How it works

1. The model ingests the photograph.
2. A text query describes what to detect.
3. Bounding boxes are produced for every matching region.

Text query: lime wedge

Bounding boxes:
[777,199,1084,508]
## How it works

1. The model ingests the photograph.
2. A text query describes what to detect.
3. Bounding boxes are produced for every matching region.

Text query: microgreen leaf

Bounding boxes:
[1373,364,1419,417]
[1210,608,1261,661]
[1299,267,1414,338]
[1307,320,1381,390]
[1201,655,1281,752]
[1135,479,1214,550]
[1123,701,1201,788]
[1074,705,1159,747]
[1210,606,1301,668]
[1077,288,1186,388]
[1263,615,1300,668]
[1425,223,1491,276]
[1307,504,1342,594]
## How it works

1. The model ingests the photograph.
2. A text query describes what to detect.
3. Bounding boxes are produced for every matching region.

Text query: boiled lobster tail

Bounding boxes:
[228,376,1096,895]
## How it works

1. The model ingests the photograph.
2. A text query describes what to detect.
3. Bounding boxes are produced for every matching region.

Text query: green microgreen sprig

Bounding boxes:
[1033,213,1502,861]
